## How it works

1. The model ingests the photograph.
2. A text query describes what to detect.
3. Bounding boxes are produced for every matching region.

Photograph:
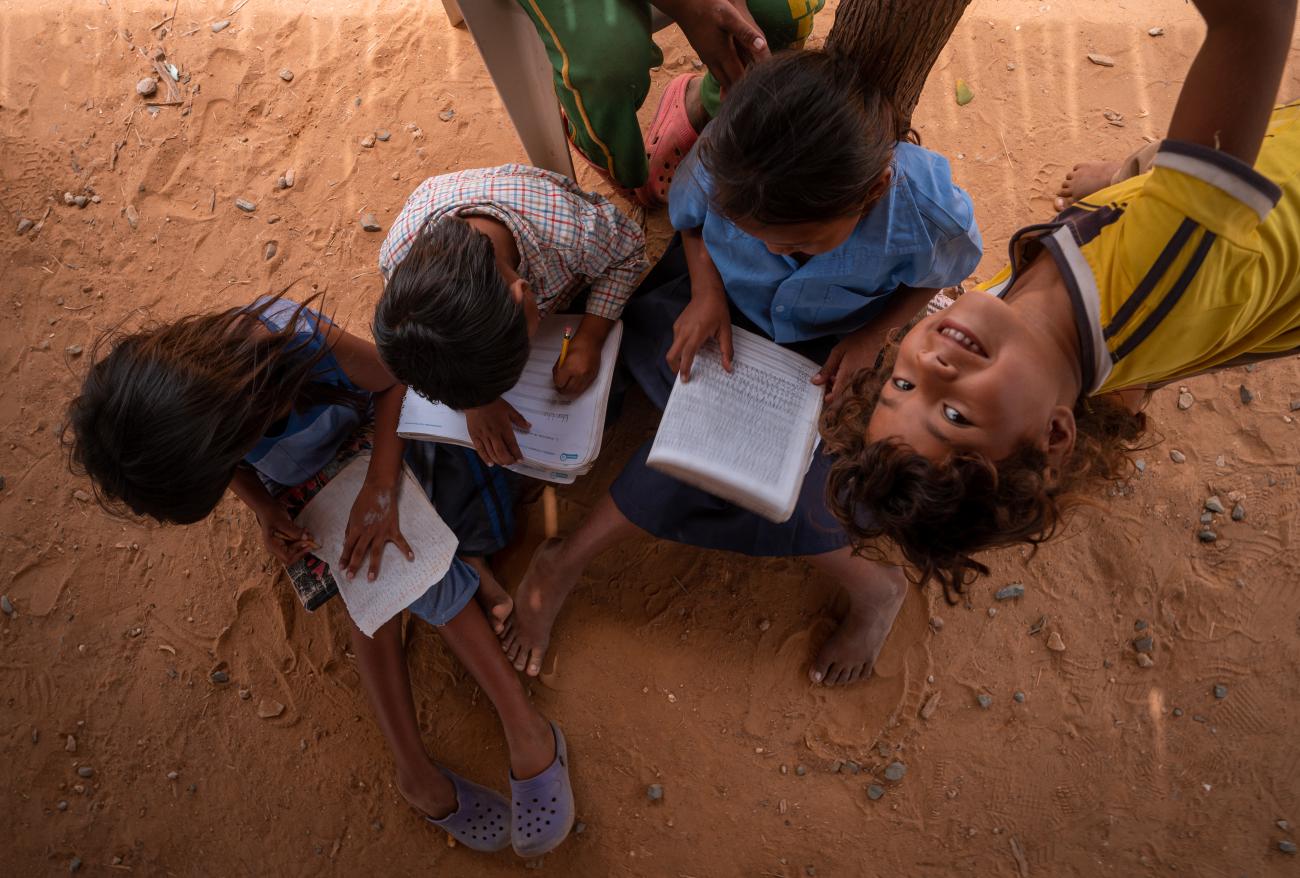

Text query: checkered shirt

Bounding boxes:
[379,165,647,321]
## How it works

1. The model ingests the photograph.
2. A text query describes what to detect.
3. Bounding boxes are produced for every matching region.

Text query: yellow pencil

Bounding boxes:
[557,325,573,369]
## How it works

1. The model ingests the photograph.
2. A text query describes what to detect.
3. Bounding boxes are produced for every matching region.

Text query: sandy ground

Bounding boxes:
[2,0,1299,875]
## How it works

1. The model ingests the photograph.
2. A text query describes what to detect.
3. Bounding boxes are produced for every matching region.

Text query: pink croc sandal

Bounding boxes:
[635,73,701,208]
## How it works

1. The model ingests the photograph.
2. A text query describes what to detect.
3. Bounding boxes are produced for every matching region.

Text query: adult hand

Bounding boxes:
[658,0,771,93]
[667,286,733,381]
[466,398,531,466]
[341,480,414,581]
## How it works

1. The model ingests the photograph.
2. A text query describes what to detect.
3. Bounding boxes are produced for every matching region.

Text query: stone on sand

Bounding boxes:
[1,595,13,615]
[1047,631,1066,652]
[17,217,34,234]
[360,134,376,148]
[235,198,256,213]
[1177,390,1194,410]
[1198,528,1218,543]
[977,694,993,709]
[995,583,1025,601]
[1087,53,1116,67]
[360,213,382,232]
[211,20,230,32]
[136,77,158,97]
[257,699,285,719]
[279,69,294,82]
[1137,653,1154,668]
[1013,691,1026,703]
[920,691,942,720]
[1280,840,1297,854]
[646,783,663,802]
[883,761,907,782]
[1239,384,1253,405]
[1213,684,1228,699]
[866,784,885,801]
[1204,496,1225,514]
[1148,26,1165,36]
[77,766,93,778]
[1231,503,1245,521]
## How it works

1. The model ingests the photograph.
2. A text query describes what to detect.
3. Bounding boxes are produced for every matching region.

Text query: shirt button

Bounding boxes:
[775,305,786,313]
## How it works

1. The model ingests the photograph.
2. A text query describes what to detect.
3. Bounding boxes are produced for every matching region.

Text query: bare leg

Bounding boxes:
[501,492,645,676]
[438,600,555,779]
[351,616,457,818]
[804,548,907,686]
[462,555,513,636]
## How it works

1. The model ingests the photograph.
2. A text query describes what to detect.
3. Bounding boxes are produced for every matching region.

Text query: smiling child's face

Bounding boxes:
[866,292,1073,462]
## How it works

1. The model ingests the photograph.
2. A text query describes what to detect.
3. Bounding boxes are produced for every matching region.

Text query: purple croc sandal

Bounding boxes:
[426,769,512,853]
[510,722,575,857]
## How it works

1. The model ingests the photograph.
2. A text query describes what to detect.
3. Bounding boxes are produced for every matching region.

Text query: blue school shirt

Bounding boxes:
[668,142,983,343]
[242,298,369,488]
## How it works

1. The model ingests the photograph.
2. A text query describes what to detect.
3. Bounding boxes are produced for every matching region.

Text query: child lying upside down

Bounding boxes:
[823,0,1300,598]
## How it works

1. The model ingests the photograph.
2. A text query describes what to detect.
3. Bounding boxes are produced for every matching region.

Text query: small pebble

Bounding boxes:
[1213,684,1228,699]
[757,617,771,632]
[1216,454,1226,467]
[1137,653,1154,668]
[883,761,907,782]
[1278,819,1291,831]
[920,691,942,720]
[646,783,663,802]
[929,616,944,631]
[1231,503,1245,522]
[977,694,993,709]
[1133,636,1154,654]
[235,198,256,213]
[1,595,13,615]
[73,195,88,208]
[360,134,376,148]
[438,109,456,122]
[70,857,82,873]
[1148,26,1165,36]
[210,670,229,684]
[1087,53,1116,67]
[376,130,391,141]
[844,761,861,775]
[279,69,294,82]
[1134,619,1148,631]
[994,583,1025,601]
[574,821,586,835]
[1006,61,1016,71]
[1199,512,1213,525]
[1204,496,1225,514]
[17,217,34,234]
[1173,707,1183,717]
[1013,691,1025,703]
[360,213,382,232]
[284,168,296,187]
[1197,529,1218,543]
[265,241,277,260]
[1290,400,1300,412]
[1047,631,1066,652]
[211,19,231,32]
[780,764,788,775]
[866,784,885,801]
[795,765,806,777]
[239,688,252,700]
[57,800,68,811]
[63,192,76,205]
[136,77,158,97]
[1280,840,1297,854]
[987,607,997,618]
[66,344,83,357]
[1193,714,1207,723]
[66,735,76,752]
[257,699,285,719]
[167,770,179,780]
[267,215,281,225]
[1239,384,1253,405]
[77,766,93,778]
[1177,390,1194,410]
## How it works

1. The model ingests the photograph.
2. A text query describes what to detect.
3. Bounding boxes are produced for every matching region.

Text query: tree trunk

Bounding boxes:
[826,0,971,136]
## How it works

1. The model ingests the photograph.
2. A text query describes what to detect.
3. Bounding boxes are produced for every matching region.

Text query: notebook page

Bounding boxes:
[397,317,622,473]
[295,455,458,637]
[648,327,822,520]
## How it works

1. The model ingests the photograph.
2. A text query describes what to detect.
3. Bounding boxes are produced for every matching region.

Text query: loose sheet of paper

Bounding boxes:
[397,317,622,473]
[650,326,822,517]
[296,455,458,637]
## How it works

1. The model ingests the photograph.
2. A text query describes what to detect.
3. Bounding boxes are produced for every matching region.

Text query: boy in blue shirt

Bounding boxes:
[501,51,981,687]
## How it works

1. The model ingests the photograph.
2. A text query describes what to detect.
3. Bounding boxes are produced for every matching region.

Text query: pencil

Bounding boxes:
[557,325,573,369]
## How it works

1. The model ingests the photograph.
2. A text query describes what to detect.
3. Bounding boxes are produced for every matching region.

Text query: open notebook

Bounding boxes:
[397,316,623,484]
[295,454,458,637]
[647,325,824,524]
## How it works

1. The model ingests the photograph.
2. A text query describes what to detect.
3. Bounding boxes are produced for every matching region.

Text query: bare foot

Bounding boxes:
[500,538,581,677]
[396,762,458,820]
[809,566,907,686]
[462,556,513,636]
[1054,160,1123,211]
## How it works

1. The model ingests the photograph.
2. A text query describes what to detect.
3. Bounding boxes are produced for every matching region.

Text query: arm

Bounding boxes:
[230,465,316,566]
[1167,0,1296,164]
[813,286,936,402]
[650,0,771,92]
[554,229,646,395]
[665,227,734,381]
[553,314,616,396]
[319,327,415,580]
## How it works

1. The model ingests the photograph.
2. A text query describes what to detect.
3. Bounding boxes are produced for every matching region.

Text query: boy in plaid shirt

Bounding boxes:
[374,164,647,466]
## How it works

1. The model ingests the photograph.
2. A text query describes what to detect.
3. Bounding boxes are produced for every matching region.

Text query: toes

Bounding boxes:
[1053,196,1067,212]
[505,639,523,663]
[808,663,829,684]
[526,649,543,677]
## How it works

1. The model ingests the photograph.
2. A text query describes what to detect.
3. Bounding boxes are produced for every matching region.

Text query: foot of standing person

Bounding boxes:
[500,539,581,677]
[1054,160,1124,211]
[808,564,907,686]
[683,76,709,133]
[463,556,513,636]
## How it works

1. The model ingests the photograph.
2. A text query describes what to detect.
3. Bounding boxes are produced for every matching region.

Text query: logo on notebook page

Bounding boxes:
[560,452,579,461]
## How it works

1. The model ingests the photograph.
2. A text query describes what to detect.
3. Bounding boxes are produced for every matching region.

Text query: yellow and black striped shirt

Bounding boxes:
[982,103,1300,394]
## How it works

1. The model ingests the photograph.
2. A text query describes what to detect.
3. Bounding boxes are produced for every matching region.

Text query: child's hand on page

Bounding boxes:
[255,502,316,567]
[553,332,601,396]
[667,289,733,381]
[812,325,887,402]
[341,481,414,582]
[466,398,531,466]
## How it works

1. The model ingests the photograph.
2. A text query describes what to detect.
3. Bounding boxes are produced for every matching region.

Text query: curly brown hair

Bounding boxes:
[821,342,1150,602]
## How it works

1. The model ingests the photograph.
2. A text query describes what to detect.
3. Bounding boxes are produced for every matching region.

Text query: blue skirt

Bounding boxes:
[609,237,849,557]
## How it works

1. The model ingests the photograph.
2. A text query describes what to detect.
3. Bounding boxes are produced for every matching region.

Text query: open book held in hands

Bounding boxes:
[295,454,458,637]
[397,316,623,484]
[647,325,824,524]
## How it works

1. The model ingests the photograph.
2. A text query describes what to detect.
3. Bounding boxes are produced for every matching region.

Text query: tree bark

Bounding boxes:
[826,0,971,136]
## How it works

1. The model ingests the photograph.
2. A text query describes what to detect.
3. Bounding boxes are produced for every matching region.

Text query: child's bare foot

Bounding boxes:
[463,556,513,636]
[809,565,906,686]
[1054,160,1124,211]
[396,762,459,820]
[500,538,580,677]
